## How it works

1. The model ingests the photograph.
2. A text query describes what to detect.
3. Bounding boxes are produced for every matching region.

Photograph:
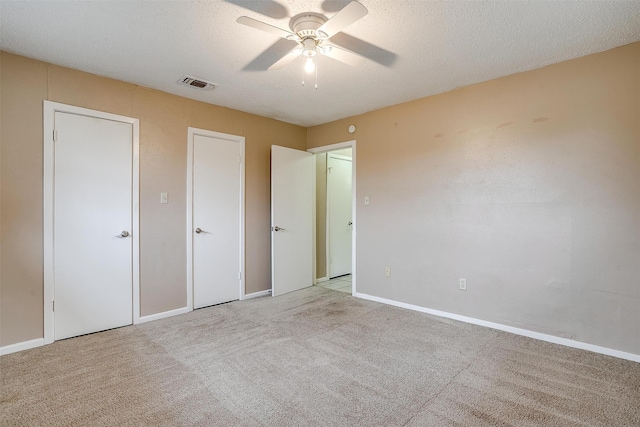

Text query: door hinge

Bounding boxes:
[52,300,55,312]
[238,272,242,280]
[53,129,57,142]
[238,155,241,164]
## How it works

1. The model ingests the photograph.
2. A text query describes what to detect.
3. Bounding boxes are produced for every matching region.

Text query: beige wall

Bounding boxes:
[308,43,640,355]
[0,54,48,345]
[3,43,639,355]
[0,51,306,346]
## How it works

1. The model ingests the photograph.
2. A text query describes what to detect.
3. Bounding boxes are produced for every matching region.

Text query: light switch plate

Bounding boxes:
[160,192,168,204]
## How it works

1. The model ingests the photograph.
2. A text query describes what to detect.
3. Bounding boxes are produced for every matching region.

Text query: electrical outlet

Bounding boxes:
[459,278,467,291]
[385,266,391,277]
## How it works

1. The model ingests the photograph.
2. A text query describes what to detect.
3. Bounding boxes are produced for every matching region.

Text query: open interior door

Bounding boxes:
[271,145,314,297]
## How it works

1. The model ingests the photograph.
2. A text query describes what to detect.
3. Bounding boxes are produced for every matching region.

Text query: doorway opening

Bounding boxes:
[308,141,356,296]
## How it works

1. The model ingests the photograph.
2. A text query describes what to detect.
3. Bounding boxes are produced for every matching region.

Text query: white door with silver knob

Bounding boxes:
[190,129,243,309]
[271,145,314,297]
[328,153,353,278]
[53,110,134,340]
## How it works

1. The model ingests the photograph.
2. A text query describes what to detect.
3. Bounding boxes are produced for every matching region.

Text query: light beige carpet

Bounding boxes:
[1,286,639,426]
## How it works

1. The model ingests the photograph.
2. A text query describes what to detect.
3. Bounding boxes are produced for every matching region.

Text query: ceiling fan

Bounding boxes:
[235,1,371,71]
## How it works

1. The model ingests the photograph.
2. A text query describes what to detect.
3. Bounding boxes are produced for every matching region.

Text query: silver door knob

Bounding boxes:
[120,230,130,238]
[195,227,203,234]
[273,226,285,232]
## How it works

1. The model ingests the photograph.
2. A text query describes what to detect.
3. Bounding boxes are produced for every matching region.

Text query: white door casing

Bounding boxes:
[308,140,356,295]
[187,128,245,309]
[327,153,353,278]
[271,145,314,297]
[43,101,140,343]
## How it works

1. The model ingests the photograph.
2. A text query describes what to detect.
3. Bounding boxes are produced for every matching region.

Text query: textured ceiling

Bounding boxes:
[1,1,639,127]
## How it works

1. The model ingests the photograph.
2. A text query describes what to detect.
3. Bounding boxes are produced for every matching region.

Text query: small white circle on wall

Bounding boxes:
[348,125,356,134]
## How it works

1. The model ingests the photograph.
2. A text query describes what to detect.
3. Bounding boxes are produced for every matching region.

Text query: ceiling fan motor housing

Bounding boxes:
[292,14,327,37]
[289,14,328,57]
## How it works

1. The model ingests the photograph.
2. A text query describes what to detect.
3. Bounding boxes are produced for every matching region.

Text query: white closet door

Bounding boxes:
[54,112,133,340]
[192,133,242,308]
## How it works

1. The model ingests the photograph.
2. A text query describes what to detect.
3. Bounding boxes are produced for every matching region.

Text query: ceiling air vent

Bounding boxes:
[177,75,217,90]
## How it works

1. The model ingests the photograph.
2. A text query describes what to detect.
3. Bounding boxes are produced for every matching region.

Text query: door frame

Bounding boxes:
[43,101,140,345]
[308,140,356,295]
[186,127,245,309]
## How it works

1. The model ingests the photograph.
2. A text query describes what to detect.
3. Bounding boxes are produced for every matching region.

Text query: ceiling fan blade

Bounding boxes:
[321,44,366,67]
[329,33,398,67]
[268,47,302,70]
[225,0,289,20]
[237,16,294,39]
[317,1,368,39]
[243,39,299,71]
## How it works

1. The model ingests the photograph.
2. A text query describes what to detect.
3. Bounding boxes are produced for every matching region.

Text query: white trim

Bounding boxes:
[132,120,140,324]
[244,289,272,299]
[43,103,54,344]
[328,153,352,161]
[43,101,140,345]
[308,141,356,296]
[315,276,329,283]
[186,131,194,310]
[308,140,355,154]
[186,127,246,307]
[309,151,318,286]
[239,139,246,299]
[137,306,191,324]
[0,338,45,356]
[355,292,640,363]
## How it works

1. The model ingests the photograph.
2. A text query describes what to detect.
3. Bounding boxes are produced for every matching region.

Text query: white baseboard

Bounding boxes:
[244,289,272,299]
[355,292,640,363]
[0,338,45,356]
[136,306,191,324]
[2,306,192,355]
[315,277,329,284]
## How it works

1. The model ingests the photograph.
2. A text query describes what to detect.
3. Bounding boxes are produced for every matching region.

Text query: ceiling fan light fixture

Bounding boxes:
[304,57,315,73]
